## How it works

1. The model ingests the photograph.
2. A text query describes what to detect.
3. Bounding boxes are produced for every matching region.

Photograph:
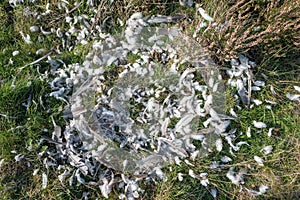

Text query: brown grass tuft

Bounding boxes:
[196,0,300,64]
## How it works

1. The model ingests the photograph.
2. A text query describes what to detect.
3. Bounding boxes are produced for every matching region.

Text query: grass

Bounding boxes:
[0,0,299,199]
[196,0,300,64]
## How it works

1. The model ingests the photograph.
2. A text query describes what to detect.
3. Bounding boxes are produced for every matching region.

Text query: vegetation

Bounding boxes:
[0,0,299,199]
[195,0,300,64]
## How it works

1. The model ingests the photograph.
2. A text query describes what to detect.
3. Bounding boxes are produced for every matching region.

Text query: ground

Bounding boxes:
[0,0,299,199]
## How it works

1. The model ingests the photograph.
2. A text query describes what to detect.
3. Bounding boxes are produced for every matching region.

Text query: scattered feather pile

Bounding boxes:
[8,1,294,199]
[44,12,235,198]
[43,11,277,199]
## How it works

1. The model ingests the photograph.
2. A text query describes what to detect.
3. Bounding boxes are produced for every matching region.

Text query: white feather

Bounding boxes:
[246,185,269,196]
[265,105,272,110]
[100,174,115,199]
[40,27,52,35]
[174,156,181,165]
[0,159,4,169]
[200,179,209,187]
[294,85,300,92]
[190,134,205,140]
[33,168,39,176]
[252,99,262,105]
[12,51,19,56]
[14,154,24,162]
[246,126,251,137]
[203,118,212,127]
[198,8,214,22]
[253,121,267,129]
[210,188,217,198]
[188,169,197,179]
[229,108,238,117]
[30,26,39,32]
[100,179,110,198]
[42,172,48,189]
[251,86,261,91]
[260,146,273,155]
[270,85,276,94]
[184,159,195,166]
[254,81,265,87]
[19,31,32,44]
[286,93,300,101]
[58,170,71,182]
[226,168,245,185]
[190,150,199,161]
[259,185,269,194]
[215,138,223,152]
[154,167,165,179]
[265,100,277,105]
[221,156,232,163]
[178,173,184,181]
[209,108,220,121]
[267,127,274,137]
[254,156,264,166]
[175,113,195,132]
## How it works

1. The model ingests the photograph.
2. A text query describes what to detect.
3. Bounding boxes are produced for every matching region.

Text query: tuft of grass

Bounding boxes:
[196,0,300,64]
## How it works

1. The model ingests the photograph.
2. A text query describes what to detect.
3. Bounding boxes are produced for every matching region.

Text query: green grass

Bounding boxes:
[0,0,299,199]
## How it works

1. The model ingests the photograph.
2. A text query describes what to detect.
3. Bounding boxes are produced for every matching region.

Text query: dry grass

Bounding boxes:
[196,0,300,64]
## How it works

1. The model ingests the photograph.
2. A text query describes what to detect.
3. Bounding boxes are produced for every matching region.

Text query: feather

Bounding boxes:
[253,121,267,129]
[252,99,262,105]
[75,169,86,184]
[175,113,195,133]
[226,168,245,185]
[190,150,199,161]
[251,86,261,91]
[154,167,165,180]
[294,85,300,92]
[267,127,274,137]
[174,156,181,165]
[19,31,32,44]
[246,126,251,137]
[58,169,71,182]
[12,51,19,56]
[198,8,214,22]
[40,27,52,35]
[33,168,39,176]
[254,156,264,166]
[254,81,265,87]
[209,108,220,121]
[14,154,24,162]
[229,108,238,118]
[221,156,232,163]
[260,146,273,155]
[184,159,195,166]
[210,188,217,198]
[265,100,276,105]
[42,172,48,189]
[188,169,198,179]
[286,93,300,101]
[215,138,223,152]
[270,85,276,94]
[245,185,269,196]
[179,0,193,6]
[178,173,184,181]
[30,26,39,32]
[0,159,5,169]
[201,179,209,187]
[100,173,115,198]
